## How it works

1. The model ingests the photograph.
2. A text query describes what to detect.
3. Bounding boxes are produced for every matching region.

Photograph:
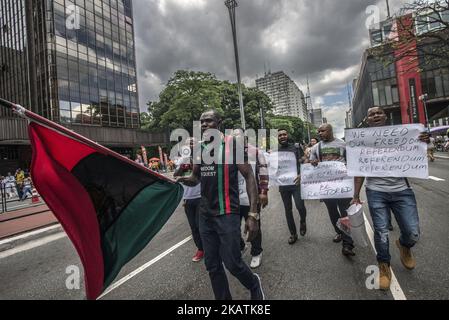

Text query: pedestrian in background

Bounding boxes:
[174,138,204,263]
[277,129,307,245]
[233,128,269,269]
[309,124,355,257]
[20,176,33,201]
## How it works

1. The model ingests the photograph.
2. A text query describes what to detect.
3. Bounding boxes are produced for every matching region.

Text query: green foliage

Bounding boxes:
[142,70,273,133]
[266,115,315,144]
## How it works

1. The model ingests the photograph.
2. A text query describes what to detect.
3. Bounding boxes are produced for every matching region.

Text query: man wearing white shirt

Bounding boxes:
[174,138,204,262]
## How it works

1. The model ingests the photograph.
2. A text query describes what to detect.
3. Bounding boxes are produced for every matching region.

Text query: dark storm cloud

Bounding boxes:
[132,0,396,109]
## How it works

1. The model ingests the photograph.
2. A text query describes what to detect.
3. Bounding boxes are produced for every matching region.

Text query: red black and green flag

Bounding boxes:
[0,99,183,300]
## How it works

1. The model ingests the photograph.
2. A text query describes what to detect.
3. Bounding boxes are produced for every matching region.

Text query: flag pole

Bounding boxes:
[0,98,176,184]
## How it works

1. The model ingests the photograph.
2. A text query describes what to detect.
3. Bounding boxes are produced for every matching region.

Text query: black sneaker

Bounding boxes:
[333,234,342,243]
[300,221,307,236]
[288,234,298,245]
[250,273,265,300]
[342,246,355,257]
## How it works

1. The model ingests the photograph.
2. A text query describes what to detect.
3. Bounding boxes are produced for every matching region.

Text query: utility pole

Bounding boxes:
[346,83,353,128]
[307,76,314,128]
[225,0,246,130]
[386,0,391,18]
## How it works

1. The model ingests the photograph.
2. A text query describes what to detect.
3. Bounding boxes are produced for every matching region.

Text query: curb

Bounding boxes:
[0,223,64,253]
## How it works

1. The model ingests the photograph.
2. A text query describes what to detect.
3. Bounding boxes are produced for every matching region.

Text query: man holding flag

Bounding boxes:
[0,98,184,300]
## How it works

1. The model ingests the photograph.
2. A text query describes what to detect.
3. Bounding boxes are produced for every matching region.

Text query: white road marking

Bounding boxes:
[363,213,407,300]
[0,224,62,246]
[97,236,192,299]
[0,232,66,259]
[429,176,445,182]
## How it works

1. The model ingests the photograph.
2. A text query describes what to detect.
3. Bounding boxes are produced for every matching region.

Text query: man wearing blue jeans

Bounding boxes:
[352,106,428,290]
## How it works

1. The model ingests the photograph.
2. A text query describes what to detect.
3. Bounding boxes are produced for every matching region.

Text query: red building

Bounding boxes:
[352,9,449,128]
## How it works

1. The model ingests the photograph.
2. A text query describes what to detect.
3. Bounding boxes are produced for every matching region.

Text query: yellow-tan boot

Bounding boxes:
[379,262,391,291]
[396,240,416,270]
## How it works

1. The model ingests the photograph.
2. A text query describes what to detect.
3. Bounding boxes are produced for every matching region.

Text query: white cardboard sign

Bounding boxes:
[301,162,354,200]
[267,151,298,187]
[345,124,428,179]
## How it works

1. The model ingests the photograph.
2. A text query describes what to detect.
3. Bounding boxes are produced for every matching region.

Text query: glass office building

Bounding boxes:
[1,0,140,128]
[0,0,29,113]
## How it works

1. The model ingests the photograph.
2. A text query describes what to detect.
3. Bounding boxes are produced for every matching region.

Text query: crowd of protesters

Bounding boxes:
[0,168,34,201]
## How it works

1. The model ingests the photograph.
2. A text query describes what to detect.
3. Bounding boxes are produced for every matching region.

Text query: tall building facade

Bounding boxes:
[1,0,139,127]
[256,71,309,121]
[310,108,323,128]
[0,0,166,173]
[352,9,449,128]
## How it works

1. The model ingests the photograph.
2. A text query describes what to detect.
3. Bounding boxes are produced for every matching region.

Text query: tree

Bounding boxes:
[369,0,449,72]
[143,70,274,134]
[220,82,274,130]
[266,115,313,144]
[144,70,222,133]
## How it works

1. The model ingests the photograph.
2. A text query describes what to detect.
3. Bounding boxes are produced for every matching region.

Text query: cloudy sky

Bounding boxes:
[132,0,406,138]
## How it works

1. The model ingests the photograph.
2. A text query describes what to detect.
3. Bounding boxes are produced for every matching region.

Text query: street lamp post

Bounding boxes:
[225,0,246,130]
[259,104,265,129]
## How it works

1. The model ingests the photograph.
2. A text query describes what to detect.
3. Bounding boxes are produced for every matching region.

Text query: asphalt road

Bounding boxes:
[0,159,448,300]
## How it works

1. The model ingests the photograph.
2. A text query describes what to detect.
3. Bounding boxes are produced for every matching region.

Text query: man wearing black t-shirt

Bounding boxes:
[277,129,307,245]
[177,110,264,300]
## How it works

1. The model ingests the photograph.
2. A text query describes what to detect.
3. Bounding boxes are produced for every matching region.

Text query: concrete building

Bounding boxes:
[310,108,323,128]
[0,0,166,173]
[256,71,309,121]
[352,9,449,128]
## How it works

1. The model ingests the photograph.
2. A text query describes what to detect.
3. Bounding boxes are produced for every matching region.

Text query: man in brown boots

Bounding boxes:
[351,107,429,290]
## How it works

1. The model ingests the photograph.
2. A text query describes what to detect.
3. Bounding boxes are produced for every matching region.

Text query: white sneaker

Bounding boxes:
[250,253,262,269]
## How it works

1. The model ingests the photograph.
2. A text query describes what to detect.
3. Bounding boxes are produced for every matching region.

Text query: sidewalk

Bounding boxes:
[0,204,58,240]
[0,172,175,241]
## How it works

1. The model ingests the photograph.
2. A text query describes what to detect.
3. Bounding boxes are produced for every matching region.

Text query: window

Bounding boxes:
[429,12,441,30]
[442,10,449,23]
[415,10,447,35]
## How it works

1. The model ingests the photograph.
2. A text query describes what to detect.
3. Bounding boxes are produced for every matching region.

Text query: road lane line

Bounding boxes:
[97,236,192,299]
[363,213,407,300]
[0,232,66,259]
[429,176,445,182]
[0,224,62,246]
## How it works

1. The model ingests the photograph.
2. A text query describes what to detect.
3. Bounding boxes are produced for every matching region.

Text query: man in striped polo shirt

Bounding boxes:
[177,110,264,300]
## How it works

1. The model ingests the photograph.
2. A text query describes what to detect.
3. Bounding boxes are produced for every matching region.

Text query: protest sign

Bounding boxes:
[345,124,428,179]
[301,161,354,200]
[267,151,298,187]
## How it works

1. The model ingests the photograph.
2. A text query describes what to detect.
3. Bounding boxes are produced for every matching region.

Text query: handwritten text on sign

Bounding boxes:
[267,151,297,186]
[301,162,354,200]
[345,124,428,179]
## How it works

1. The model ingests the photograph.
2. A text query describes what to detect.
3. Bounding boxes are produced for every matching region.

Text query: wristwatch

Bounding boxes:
[248,212,260,221]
